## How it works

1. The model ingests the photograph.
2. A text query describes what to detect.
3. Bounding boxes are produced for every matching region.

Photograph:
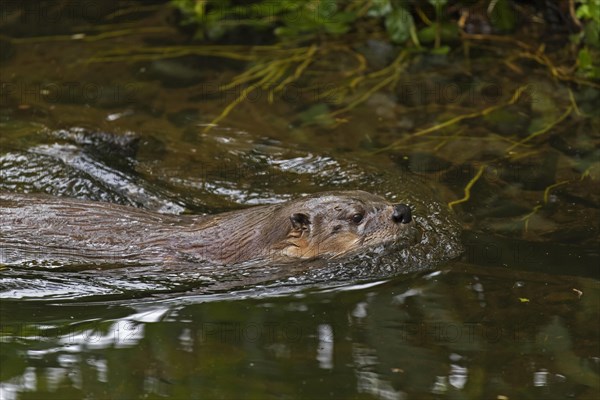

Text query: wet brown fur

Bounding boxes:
[0,191,417,266]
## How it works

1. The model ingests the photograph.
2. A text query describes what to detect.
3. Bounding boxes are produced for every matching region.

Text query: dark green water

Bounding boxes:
[1,2,599,399]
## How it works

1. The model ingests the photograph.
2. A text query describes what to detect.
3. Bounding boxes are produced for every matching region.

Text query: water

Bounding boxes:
[1,2,599,399]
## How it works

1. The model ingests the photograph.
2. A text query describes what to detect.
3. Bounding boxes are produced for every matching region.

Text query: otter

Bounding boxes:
[0,191,418,267]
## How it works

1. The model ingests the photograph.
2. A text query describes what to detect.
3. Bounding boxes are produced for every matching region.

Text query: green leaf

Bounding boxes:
[577,47,600,78]
[489,0,516,31]
[428,0,448,5]
[417,23,458,43]
[577,5,591,19]
[428,0,448,16]
[583,20,600,47]
[367,0,392,17]
[418,25,436,43]
[431,45,450,55]
[385,8,414,44]
[579,47,593,68]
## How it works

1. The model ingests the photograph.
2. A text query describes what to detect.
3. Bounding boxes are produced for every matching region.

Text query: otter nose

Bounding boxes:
[392,204,412,224]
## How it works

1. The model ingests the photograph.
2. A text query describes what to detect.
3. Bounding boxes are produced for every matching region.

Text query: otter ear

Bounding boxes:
[290,213,310,230]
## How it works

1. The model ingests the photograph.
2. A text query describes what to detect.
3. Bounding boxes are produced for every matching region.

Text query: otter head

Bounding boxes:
[271,190,418,260]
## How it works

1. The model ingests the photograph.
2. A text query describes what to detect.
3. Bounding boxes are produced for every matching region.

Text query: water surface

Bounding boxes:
[1,2,599,399]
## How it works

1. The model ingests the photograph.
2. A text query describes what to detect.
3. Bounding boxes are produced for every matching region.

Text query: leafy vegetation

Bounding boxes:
[172,0,599,76]
[164,0,599,132]
[169,0,468,47]
[575,0,600,78]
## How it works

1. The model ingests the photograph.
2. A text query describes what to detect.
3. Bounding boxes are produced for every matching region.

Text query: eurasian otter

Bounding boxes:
[0,191,419,267]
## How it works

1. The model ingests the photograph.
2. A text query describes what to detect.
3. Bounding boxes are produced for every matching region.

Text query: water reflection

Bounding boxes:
[1,267,597,399]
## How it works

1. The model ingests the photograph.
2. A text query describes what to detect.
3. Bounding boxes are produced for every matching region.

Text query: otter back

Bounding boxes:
[1,191,420,267]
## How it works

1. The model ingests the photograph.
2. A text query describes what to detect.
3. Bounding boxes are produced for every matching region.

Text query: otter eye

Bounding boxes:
[351,213,364,224]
